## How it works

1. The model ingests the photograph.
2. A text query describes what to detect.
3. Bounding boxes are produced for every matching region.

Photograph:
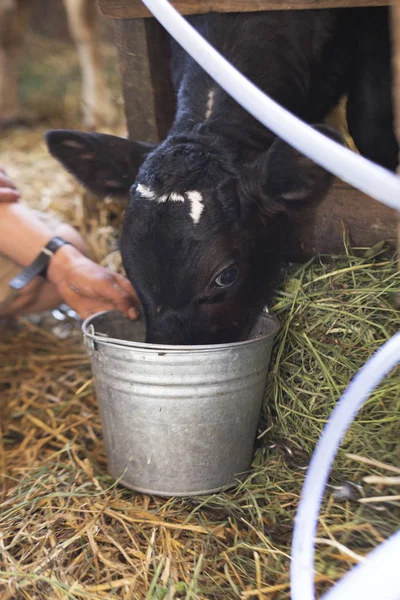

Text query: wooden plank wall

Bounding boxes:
[99,0,390,18]
[113,18,175,140]
[290,183,396,259]
[390,2,400,267]
[392,2,400,168]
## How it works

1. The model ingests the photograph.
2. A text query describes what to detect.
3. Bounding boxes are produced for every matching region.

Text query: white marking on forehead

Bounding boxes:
[170,192,185,202]
[187,190,204,224]
[136,184,204,225]
[137,183,157,200]
[205,89,215,121]
[137,184,183,204]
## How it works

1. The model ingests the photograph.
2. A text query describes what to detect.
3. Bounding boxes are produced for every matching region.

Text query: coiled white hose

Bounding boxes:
[322,529,400,600]
[136,2,400,599]
[290,332,400,600]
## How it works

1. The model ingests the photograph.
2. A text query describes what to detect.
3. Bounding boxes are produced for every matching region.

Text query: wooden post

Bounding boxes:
[112,17,175,142]
[392,2,400,164]
[390,2,400,284]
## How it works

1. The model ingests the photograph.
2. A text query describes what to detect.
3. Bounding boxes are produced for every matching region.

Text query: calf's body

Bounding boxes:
[47,8,397,345]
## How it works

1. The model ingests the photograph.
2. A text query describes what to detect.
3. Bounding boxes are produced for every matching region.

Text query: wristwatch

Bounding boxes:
[8,236,71,291]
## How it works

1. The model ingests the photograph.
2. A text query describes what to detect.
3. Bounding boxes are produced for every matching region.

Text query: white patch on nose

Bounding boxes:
[187,190,204,224]
[205,89,215,121]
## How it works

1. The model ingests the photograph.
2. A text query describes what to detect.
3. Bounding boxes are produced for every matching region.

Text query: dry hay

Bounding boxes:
[1,248,400,600]
[0,31,127,271]
[0,125,126,271]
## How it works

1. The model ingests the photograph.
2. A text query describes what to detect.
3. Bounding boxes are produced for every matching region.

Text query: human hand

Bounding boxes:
[0,166,20,202]
[47,244,140,320]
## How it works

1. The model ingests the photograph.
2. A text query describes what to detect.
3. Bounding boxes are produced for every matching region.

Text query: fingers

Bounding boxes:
[57,274,140,320]
[114,272,140,304]
[58,283,119,320]
[0,172,18,189]
[114,276,141,320]
[50,251,141,320]
[0,188,20,202]
[99,276,139,318]
[77,269,139,318]
[0,170,20,202]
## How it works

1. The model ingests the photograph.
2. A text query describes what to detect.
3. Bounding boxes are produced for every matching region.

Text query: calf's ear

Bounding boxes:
[261,125,344,205]
[45,130,157,196]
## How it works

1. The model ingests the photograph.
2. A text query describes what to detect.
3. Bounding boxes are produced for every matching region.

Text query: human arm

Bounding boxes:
[0,190,139,320]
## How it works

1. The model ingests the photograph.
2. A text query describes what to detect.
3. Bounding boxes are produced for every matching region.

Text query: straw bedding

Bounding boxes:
[0,32,399,600]
[1,249,399,600]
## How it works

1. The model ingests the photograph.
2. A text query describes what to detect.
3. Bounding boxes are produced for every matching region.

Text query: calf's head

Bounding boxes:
[46,126,340,345]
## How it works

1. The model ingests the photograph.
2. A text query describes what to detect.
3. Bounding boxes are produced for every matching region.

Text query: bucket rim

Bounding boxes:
[82,310,280,353]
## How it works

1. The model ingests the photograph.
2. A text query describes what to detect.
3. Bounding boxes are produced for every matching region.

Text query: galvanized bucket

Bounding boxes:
[82,310,279,497]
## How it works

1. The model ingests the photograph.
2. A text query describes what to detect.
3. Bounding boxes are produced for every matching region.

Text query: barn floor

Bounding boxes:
[1,32,400,600]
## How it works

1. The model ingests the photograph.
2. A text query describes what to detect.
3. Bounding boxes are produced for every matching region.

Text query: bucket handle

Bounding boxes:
[83,324,98,352]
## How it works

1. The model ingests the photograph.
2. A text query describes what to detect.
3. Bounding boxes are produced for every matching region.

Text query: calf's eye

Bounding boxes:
[214,265,239,288]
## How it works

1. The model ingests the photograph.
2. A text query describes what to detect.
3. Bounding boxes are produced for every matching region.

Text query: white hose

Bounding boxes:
[141,0,400,210]
[322,529,400,600]
[290,332,400,600]
[137,3,400,599]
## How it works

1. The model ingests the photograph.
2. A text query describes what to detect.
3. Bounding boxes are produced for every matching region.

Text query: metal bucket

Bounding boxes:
[82,310,279,497]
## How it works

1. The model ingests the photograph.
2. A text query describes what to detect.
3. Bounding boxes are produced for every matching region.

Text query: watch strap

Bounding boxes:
[8,236,71,291]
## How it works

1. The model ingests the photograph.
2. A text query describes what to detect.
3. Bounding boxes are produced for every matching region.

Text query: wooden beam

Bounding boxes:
[99,0,390,19]
[289,181,397,259]
[113,17,175,141]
